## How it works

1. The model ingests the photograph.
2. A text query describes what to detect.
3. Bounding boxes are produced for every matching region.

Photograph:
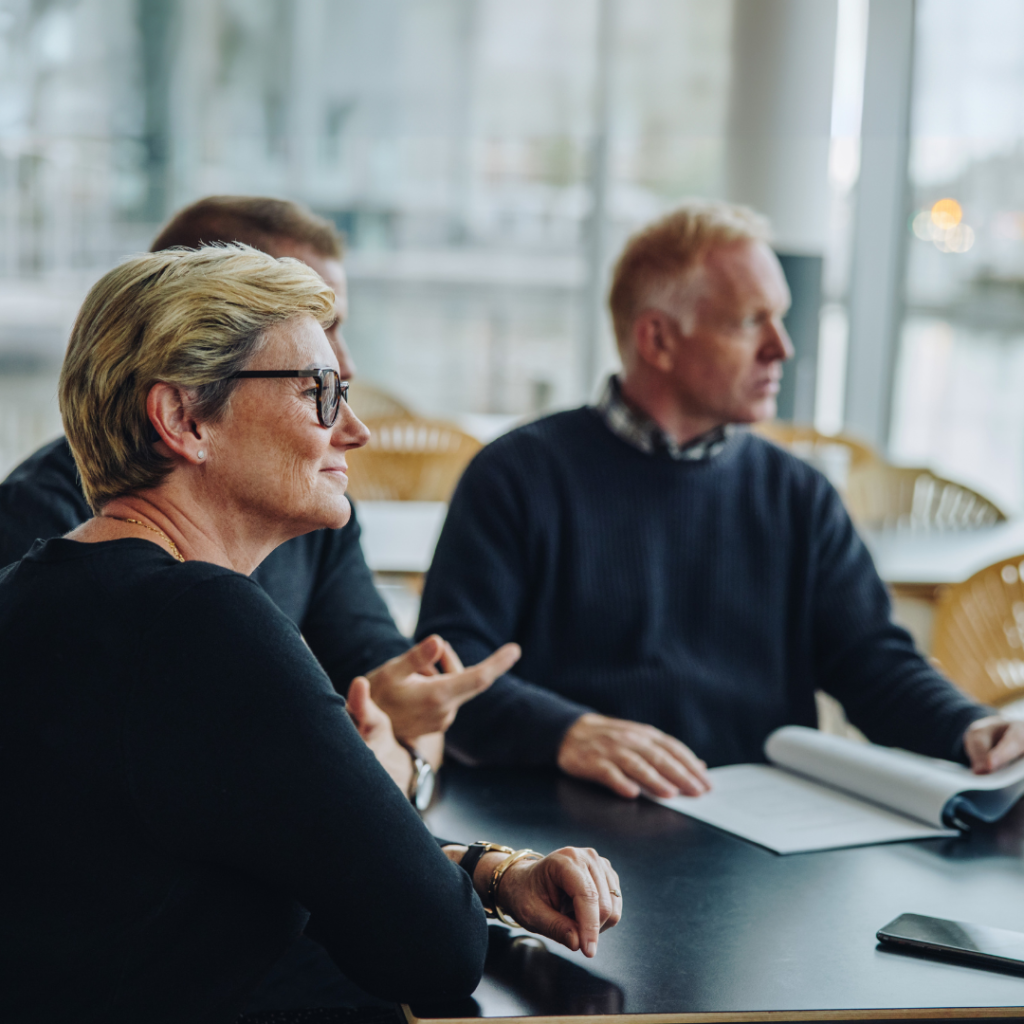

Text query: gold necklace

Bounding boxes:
[105,516,185,563]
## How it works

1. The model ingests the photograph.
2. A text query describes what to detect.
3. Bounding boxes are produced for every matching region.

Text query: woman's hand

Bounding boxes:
[495,847,622,958]
[346,676,413,793]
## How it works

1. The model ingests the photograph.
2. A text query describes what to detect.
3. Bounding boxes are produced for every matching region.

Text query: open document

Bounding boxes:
[654,726,1024,855]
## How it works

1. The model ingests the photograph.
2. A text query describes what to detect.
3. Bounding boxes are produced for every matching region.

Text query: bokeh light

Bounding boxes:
[934,223,975,253]
[930,198,963,230]
[911,203,974,253]
[912,211,933,239]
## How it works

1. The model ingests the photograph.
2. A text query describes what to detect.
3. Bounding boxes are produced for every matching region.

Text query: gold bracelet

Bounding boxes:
[487,848,542,927]
[462,843,515,918]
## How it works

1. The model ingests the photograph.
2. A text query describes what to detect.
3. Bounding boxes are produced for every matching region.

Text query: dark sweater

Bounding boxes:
[0,539,487,1023]
[0,438,410,688]
[417,408,988,768]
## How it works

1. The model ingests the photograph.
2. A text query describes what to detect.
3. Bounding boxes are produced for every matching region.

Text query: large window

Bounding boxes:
[0,0,734,476]
[891,0,1024,512]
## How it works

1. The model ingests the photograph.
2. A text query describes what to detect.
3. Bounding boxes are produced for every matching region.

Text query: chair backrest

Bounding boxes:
[844,463,1006,531]
[346,381,413,420]
[752,422,877,493]
[932,554,1024,706]
[345,417,483,502]
[753,421,878,470]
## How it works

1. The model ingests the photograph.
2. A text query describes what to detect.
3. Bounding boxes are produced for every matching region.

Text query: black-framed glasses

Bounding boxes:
[229,369,348,427]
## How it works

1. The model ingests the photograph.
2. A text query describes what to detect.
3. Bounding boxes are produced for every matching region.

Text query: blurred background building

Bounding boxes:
[2,0,1024,510]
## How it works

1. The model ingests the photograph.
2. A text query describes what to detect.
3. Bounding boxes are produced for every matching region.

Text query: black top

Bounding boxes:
[0,438,410,689]
[417,409,988,767]
[0,539,487,1023]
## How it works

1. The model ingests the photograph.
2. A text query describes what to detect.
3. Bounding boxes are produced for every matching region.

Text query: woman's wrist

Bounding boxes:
[443,845,530,905]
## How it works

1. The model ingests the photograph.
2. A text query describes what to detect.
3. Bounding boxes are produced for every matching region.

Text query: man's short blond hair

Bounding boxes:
[608,200,771,347]
[60,245,336,511]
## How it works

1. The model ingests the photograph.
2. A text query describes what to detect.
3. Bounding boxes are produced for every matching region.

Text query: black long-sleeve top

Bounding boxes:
[0,538,487,1023]
[0,438,411,687]
[417,409,989,767]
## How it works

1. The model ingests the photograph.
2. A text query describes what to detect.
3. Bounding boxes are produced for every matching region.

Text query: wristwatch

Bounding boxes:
[405,745,436,812]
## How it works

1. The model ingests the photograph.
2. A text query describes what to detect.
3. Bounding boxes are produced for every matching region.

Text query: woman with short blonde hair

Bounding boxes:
[61,244,335,510]
[0,245,620,1022]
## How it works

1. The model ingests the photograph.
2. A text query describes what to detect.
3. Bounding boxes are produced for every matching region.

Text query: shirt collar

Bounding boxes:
[592,375,732,461]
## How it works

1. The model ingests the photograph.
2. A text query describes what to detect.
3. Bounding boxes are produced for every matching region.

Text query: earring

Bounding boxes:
[197,450,206,460]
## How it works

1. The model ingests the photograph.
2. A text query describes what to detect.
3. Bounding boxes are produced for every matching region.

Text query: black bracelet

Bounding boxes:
[458,842,492,884]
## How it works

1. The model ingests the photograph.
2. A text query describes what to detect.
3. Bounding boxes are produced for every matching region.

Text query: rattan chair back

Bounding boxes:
[753,421,878,471]
[933,553,1024,706]
[345,417,482,502]
[844,464,1005,531]
[346,381,413,420]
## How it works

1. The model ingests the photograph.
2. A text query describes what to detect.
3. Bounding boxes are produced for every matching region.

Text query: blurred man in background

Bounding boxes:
[418,199,1024,797]
[0,195,519,793]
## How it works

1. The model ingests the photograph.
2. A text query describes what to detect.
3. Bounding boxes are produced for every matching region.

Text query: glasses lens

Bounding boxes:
[320,370,342,427]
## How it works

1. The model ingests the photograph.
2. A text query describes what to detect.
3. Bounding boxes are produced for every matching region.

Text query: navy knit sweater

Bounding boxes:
[417,408,987,768]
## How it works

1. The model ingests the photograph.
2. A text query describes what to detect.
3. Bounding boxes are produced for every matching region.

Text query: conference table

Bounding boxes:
[863,520,1024,597]
[412,764,1024,1023]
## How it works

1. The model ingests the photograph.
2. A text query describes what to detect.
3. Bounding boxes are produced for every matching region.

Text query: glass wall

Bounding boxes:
[891,0,1024,512]
[0,0,734,477]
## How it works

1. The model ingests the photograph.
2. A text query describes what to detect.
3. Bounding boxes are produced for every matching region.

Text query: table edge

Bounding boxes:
[403,1006,1024,1024]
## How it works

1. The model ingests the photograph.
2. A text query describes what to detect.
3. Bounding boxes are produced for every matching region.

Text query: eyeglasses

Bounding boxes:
[229,368,348,427]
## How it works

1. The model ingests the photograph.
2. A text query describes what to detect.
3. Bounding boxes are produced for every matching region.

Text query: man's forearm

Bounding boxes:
[444,673,592,766]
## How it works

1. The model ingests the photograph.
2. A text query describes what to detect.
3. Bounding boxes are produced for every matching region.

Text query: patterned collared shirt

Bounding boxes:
[593,375,733,461]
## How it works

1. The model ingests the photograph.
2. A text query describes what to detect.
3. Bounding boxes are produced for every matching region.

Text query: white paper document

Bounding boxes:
[655,726,1024,855]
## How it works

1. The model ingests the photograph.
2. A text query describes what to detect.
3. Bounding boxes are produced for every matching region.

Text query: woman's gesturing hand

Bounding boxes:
[495,847,622,958]
[346,676,413,793]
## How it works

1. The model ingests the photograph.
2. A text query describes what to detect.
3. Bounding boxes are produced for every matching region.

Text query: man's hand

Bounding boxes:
[346,676,413,793]
[365,635,520,746]
[964,716,1024,774]
[496,847,622,958]
[557,713,711,799]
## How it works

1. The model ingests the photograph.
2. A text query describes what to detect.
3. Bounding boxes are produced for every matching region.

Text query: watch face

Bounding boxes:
[413,761,436,812]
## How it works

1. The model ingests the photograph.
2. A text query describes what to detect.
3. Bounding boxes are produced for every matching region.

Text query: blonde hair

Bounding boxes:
[60,244,336,511]
[608,200,771,347]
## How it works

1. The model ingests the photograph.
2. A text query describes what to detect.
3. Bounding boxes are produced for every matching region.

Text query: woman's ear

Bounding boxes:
[146,382,207,465]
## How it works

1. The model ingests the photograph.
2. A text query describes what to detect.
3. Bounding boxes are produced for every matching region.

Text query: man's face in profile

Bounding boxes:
[663,239,793,426]
[273,241,356,381]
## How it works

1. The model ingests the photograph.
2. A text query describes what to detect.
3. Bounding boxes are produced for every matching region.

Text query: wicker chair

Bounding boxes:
[346,381,413,420]
[844,464,1006,532]
[345,417,482,502]
[753,421,877,470]
[932,554,1024,707]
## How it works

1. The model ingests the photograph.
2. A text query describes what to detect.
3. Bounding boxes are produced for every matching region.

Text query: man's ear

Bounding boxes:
[631,310,678,373]
[146,382,207,465]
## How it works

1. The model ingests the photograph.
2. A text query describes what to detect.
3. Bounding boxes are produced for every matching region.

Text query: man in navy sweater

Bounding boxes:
[418,200,1024,799]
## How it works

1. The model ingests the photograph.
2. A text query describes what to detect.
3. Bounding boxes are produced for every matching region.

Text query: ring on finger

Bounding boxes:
[609,888,621,897]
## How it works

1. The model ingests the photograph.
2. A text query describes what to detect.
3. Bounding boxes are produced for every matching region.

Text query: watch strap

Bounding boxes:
[459,841,514,904]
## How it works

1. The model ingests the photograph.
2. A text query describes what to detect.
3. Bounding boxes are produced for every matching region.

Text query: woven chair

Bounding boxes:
[932,553,1024,707]
[346,381,413,420]
[345,417,482,502]
[844,464,1006,532]
[753,421,877,470]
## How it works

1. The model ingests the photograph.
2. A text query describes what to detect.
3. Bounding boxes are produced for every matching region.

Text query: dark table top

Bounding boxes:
[413,764,1024,1023]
